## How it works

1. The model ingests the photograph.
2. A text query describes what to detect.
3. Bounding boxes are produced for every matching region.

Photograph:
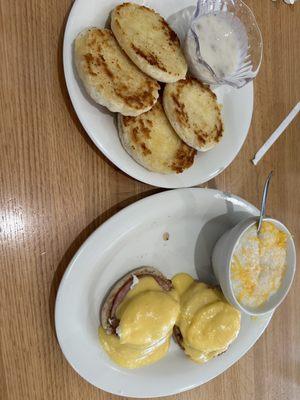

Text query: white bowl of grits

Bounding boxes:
[212,217,296,315]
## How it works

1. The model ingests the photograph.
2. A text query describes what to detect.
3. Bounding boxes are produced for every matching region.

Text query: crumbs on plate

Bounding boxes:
[163,232,170,241]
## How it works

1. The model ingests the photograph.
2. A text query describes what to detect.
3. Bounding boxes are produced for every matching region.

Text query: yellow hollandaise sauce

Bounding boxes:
[172,273,241,364]
[99,276,180,369]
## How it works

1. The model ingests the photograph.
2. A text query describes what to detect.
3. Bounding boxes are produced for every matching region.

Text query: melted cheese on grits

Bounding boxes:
[172,273,241,364]
[231,222,288,308]
[99,276,180,368]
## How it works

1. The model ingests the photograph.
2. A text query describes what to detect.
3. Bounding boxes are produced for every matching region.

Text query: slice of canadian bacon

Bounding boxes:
[100,267,173,334]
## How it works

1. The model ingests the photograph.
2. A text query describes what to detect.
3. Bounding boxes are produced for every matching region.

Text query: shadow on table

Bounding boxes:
[194,194,254,285]
[48,187,162,337]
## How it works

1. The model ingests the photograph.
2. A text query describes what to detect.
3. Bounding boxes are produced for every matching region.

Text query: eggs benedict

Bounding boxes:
[99,267,180,368]
[172,273,241,364]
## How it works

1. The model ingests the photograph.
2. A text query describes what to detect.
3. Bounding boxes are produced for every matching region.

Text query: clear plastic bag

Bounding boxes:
[169,0,262,88]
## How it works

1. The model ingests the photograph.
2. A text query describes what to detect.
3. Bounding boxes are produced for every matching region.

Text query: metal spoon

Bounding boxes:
[257,171,273,234]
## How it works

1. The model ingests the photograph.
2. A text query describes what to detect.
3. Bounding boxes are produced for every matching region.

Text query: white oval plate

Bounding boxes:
[63,0,253,188]
[55,188,272,397]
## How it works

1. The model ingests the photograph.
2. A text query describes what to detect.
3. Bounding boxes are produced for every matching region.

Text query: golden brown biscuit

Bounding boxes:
[75,28,159,116]
[163,79,224,151]
[118,101,196,174]
[111,3,187,83]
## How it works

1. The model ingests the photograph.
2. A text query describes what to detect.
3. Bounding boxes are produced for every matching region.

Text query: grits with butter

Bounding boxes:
[230,221,288,308]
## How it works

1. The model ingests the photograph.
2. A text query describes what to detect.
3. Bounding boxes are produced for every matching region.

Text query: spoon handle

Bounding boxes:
[257,171,273,234]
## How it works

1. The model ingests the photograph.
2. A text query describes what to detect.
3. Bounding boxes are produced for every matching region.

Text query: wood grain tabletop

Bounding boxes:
[0,1,299,399]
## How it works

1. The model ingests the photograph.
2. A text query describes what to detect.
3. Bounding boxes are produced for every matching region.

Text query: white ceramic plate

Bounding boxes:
[55,188,272,397]
[63,0,253,188]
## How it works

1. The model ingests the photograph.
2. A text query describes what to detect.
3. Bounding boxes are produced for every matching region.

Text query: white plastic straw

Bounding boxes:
[252,102,300,165]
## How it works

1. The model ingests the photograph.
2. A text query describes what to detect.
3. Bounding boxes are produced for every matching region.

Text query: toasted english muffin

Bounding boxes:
[163,79,224,151]
[111,3,187,83]
[101,267,173,335]
[75,28,160,116]
[118,101,196,174]
[171,275,241,364]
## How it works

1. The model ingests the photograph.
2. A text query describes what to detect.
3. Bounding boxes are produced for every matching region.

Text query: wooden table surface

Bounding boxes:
[1,0,299,399]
